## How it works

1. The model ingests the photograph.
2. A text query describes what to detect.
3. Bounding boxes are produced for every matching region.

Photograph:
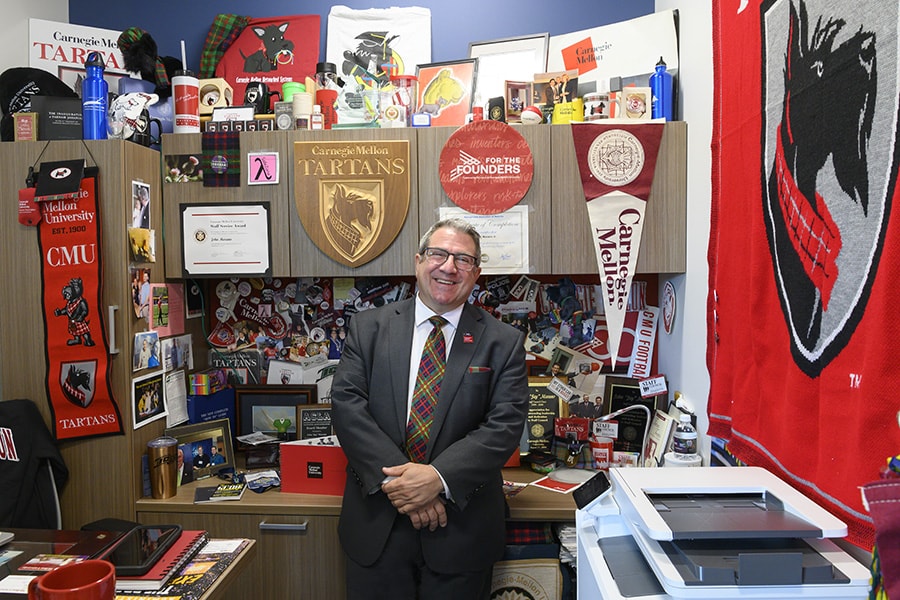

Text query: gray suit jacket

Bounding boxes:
[331,298,527,573]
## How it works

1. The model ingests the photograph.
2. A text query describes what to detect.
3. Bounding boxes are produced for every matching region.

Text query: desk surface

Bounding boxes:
[136,467,577,521]
[0,529,255,600]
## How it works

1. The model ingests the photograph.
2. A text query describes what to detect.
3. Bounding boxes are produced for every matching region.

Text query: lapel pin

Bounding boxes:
[463,333,474,344]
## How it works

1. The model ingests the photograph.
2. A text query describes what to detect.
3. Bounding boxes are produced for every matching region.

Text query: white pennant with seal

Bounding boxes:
[570,122,664,367]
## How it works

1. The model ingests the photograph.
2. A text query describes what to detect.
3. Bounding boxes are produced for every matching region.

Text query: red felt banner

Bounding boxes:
[37,176,123,440]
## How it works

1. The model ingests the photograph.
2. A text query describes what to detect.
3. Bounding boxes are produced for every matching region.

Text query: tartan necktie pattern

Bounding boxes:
[405,316,447,463]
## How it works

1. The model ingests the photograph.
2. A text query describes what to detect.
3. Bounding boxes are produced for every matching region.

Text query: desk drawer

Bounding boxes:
[138,510,345,599]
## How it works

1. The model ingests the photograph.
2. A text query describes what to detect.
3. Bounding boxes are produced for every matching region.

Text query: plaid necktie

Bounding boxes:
[405,316,447,463]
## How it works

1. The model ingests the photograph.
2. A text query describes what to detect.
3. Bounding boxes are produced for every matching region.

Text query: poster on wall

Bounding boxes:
[29,19,129,93]
[546,10,678,95]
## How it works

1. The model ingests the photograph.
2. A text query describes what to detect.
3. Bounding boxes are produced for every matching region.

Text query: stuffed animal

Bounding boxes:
[117,27,182,98]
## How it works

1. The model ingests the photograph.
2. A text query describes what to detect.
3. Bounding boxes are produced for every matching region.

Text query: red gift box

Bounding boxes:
[280,440,347,496]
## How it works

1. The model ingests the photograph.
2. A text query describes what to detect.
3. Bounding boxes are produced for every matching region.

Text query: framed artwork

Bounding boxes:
[602,376,661,454]
[165,418,235,480]
[235,385,316,442]
[297,404,333,440]
[468,33,549,105]
[415,58,478,127]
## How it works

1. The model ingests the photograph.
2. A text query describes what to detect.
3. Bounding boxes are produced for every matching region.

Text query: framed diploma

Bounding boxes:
[181,202,272,277]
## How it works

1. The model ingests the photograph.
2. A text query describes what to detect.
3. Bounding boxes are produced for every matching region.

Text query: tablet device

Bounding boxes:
[102,524,182,576]
[572,470,611,509]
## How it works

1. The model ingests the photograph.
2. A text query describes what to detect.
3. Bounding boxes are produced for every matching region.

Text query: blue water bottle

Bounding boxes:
[82,51,108,139]
[649,56,673,121]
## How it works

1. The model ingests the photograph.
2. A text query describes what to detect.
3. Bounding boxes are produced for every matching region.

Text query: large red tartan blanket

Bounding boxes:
[709,0,900,548]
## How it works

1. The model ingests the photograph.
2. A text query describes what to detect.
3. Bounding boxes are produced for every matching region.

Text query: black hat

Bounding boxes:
[0,67,77,141]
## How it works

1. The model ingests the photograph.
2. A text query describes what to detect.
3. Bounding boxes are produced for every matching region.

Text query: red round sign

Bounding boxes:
[438,120,534,214]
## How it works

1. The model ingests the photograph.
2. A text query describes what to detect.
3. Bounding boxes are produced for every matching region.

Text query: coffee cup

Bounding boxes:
[244,81,279,114]
[130,109,162,147]
[147,436,178,499]
[28,559,115,600]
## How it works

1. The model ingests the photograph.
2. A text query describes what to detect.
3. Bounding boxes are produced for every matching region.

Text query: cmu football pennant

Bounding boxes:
[35,174,122,440]
[294,140,410,268]
[571,122,664,366]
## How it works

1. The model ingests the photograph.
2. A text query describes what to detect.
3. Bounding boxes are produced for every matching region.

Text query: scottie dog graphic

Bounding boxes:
[764,0,879,375]
[241,23,295,73]
[62,364,93,408]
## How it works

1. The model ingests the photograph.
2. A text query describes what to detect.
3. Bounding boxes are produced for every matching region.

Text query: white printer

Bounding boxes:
[576,467,870,599]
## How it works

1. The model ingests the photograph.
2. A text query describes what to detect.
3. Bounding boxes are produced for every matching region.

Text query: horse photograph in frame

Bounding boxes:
[415,58,478,127]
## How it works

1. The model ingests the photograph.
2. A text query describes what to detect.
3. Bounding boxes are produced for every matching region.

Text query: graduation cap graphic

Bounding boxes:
[34,159,85,202]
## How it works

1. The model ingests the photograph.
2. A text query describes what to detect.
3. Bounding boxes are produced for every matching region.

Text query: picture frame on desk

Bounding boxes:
[235,385,316,445]
[602,376,661,454]
[165,418,235,481]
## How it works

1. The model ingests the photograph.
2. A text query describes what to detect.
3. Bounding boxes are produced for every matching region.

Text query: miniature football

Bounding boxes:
[520,105,544,124]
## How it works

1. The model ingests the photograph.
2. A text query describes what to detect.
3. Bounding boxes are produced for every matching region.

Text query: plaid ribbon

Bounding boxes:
[202,132,241,188]
[405,316,447,463]
[199,14,252,79]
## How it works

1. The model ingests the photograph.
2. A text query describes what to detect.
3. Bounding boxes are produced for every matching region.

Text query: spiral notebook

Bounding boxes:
[115,530,209,592]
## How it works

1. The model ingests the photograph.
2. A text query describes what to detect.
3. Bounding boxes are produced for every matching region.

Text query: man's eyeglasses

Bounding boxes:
[421,247,479,271]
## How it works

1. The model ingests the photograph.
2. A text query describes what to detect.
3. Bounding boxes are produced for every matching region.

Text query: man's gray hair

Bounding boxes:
[417,218,481,264]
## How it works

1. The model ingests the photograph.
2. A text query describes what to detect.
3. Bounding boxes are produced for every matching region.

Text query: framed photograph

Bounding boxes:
[468,33,549,105]
[602,376,661,454]
[132,370,165,430]
[415,58,478,127]
[133,330,161,372]
[297,404,333,440]
[505,80,531,122]
[166,418,235,481]
[235,385,316,443]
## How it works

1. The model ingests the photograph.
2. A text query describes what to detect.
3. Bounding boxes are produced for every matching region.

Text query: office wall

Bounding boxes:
[0,1,67,74]
[66,0,653,71]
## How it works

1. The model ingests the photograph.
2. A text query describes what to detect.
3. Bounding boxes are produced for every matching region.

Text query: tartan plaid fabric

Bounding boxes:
[505,521,555,545]
[199,14,252,79]
[202,132,241,188]
[117,27,170,89]
[405,316,447,463]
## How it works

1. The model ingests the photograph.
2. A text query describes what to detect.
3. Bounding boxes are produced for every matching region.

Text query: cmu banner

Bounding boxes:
[36,173,123,440]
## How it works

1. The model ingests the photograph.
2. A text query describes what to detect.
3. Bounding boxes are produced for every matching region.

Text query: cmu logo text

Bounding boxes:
[0,427,18,461]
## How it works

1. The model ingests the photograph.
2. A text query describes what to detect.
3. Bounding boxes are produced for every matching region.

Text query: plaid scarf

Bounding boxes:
[202,132,241,187]
[199,14,252,79]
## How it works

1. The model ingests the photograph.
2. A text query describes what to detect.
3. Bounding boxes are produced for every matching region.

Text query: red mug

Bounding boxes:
[27,559,116,600]
[315,89,338,129]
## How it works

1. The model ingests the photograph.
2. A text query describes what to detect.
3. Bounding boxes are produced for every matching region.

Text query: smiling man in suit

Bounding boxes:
[332,218,528,599]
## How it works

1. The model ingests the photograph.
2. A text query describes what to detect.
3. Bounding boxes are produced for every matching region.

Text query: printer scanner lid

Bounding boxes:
[609,466,848,541]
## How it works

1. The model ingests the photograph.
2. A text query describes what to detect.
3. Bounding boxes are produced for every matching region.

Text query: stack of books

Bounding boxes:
[114,530,208,592]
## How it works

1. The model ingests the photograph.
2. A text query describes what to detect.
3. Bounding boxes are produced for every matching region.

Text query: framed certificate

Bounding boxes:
[180,202,272,277]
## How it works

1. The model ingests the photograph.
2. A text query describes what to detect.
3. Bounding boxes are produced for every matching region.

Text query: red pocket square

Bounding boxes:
[468,366,491,373]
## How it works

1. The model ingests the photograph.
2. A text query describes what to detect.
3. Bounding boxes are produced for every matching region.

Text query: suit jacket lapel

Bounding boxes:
[390,300,416,435]
[427,304,486,455]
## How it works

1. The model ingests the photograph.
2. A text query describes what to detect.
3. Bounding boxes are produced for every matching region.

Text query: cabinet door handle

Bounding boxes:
[107,305,119,354]
[258,520,309,532]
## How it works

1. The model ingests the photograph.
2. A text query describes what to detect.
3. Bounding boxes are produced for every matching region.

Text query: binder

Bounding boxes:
[114,530,208,592]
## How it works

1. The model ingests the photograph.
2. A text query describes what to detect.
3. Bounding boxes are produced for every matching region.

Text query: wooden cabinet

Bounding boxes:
[161,132,293,278]
[0,140,167,529]
[137,480,345,600]
[164,122,684,279]
[551,121,687,273]
[416,125,553,274]
[138,509,344,599]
